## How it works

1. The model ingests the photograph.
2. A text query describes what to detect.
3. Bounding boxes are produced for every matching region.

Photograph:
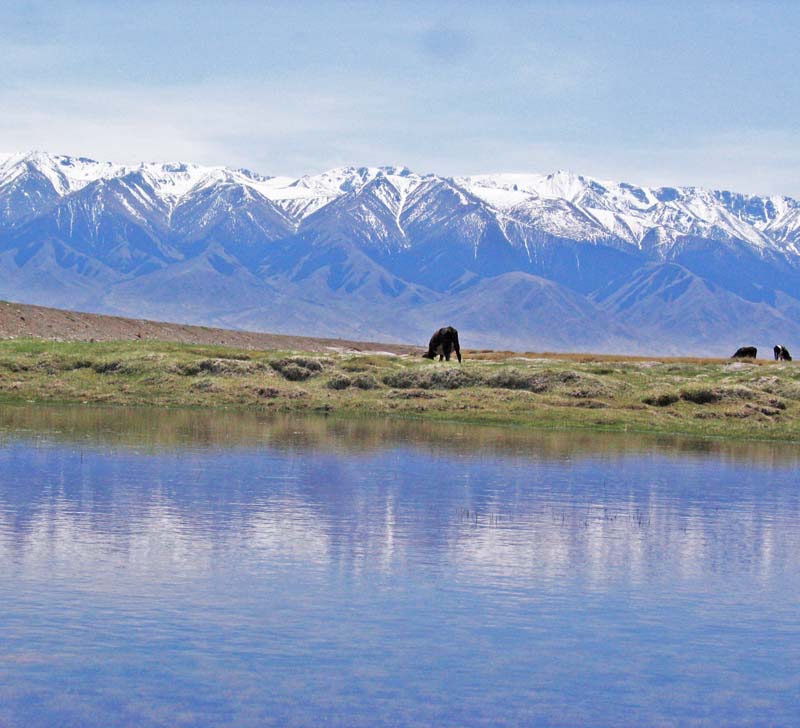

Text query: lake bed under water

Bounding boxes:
[1,405,799,726]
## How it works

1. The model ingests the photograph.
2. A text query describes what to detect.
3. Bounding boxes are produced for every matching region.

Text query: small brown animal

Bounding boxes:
[731,346,757,359]
[423,326,462,362]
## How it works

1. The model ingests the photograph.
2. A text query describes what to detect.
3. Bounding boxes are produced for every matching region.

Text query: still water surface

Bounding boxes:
[1,405,799,726]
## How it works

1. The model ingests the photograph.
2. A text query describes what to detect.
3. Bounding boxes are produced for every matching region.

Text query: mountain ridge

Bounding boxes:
[1,150,799,356]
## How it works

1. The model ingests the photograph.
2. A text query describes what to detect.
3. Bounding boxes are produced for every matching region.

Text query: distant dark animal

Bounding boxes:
[731,346,757,359]
[423,326,462,362]
[774,344,792,361]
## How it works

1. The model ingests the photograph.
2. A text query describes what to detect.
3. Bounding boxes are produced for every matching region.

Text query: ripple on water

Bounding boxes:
[1,405,799,726]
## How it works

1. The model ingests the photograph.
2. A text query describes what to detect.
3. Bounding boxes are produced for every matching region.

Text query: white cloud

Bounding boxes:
[456,130,800,198]
[0,80,365,173]
[2,78,800,198]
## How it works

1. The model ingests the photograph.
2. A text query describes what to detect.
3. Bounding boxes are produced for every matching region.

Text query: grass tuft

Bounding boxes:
[270,356,327,381]
[680,387,722,404]
[642,391,679,407]
[382,367,478,389]
[326,374,352,390]
[351,373,380,390]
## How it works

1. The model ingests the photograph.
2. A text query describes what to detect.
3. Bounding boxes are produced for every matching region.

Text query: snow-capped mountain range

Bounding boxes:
[2,150,799,354]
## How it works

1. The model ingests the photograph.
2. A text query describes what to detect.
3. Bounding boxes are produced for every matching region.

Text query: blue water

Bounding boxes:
[1,407,799,727]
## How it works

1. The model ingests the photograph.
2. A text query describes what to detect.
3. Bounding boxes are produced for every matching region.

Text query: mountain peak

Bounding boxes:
[2,150,800,256]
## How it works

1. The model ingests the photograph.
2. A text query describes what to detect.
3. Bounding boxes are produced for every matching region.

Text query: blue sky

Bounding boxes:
[3,0,799,195]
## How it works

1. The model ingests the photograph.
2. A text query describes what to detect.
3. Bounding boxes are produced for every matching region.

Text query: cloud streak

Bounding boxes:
[1,2,799,196]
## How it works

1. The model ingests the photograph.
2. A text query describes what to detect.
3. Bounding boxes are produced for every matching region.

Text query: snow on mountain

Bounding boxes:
[0,151,124,196]
[252,166,426,223]
[762,206,800,254]
[4,151,800,257]
[458,170,800,257]
[135,162,223,204]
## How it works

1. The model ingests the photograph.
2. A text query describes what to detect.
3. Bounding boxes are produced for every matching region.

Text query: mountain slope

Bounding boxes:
[595,264,800,355]
[411,272,638,352]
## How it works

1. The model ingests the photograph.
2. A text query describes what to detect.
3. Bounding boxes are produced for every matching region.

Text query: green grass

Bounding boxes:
[1,337,799,441]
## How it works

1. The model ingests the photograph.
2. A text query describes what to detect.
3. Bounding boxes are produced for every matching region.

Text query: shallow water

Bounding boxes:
[1,405,799,727]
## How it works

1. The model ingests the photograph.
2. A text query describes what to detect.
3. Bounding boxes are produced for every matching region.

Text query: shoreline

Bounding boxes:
[0,337,798,443]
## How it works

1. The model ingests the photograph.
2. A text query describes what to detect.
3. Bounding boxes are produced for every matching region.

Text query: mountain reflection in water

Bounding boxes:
[1,405,799,727]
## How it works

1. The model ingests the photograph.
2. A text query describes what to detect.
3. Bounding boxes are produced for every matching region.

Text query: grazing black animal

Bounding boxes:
[731,346,757,359]
[423,326,462,362]
[774,344,792,361]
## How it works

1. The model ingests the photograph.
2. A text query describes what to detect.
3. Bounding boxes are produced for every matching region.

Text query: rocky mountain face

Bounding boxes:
[1,150,799,355]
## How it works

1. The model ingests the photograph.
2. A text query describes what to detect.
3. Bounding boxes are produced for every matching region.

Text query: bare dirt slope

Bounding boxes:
[0,300,421,355]
[0,299,743,365]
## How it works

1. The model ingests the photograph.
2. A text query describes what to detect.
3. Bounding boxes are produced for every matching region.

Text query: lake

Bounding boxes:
[1,405,799,727]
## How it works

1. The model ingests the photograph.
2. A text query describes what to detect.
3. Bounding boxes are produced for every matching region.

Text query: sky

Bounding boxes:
[2,0,800,196]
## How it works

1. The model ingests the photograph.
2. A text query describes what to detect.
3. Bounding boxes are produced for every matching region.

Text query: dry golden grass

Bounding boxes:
[466,349,756,366]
